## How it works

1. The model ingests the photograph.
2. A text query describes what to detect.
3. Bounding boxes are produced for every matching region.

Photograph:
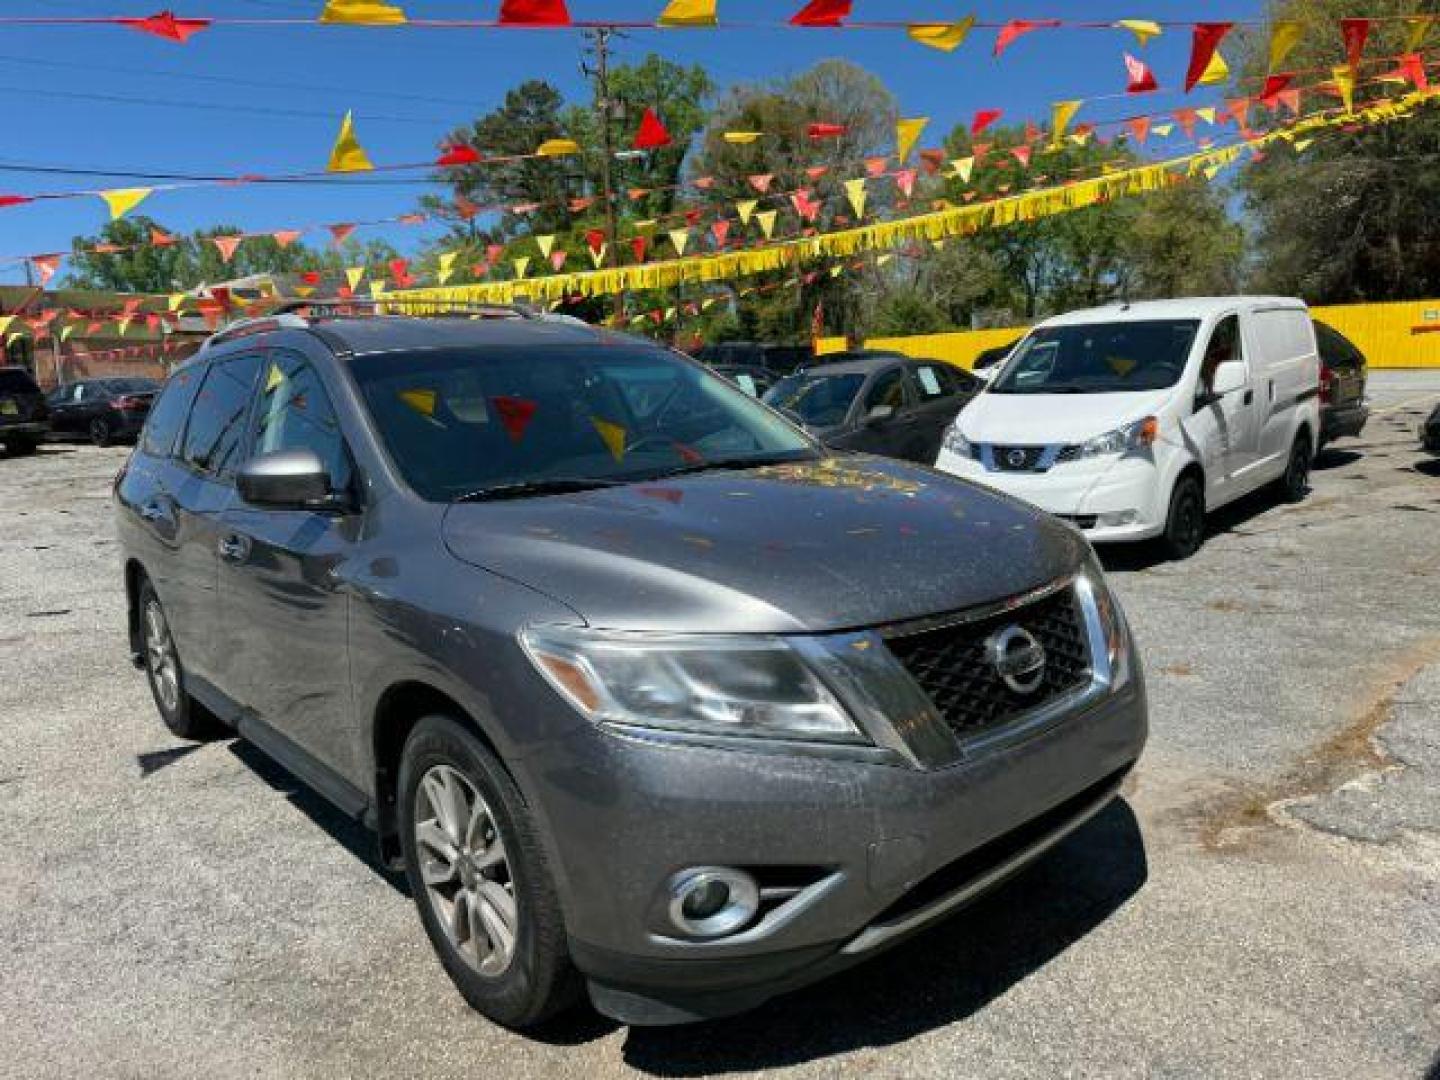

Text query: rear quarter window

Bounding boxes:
[140,368,202,458]
[1249,309,1315,368]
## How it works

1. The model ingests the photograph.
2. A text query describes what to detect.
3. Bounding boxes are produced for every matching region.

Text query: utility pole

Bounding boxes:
[582,28,626,324]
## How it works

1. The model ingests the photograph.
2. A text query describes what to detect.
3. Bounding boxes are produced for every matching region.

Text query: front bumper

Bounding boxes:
[934,449,1166,543]
[530,671,1147,1024]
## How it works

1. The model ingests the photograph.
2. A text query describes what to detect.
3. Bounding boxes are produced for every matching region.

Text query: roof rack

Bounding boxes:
[200,296,537,350]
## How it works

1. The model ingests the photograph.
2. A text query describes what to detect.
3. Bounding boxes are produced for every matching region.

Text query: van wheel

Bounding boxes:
[1162,475,1206,561]
[398,716,580,1031]
[137,581,225,741]
[1278,433,1311,504]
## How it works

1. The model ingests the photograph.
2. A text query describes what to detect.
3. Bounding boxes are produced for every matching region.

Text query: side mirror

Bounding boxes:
[1210,359,1248,397]
[237,449,341,511]
[866,404,895,425]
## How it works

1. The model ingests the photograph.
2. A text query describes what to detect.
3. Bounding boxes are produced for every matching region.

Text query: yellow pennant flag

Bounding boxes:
[536,234,556,258]
[755,210,777,239]
[896,117,929,163]
[0,316,14,339]
[723,131,761,144]
[1195,106,1217,125]
[701,297,718,309]
[328,111,373,172]
[906,17,974,53]
[735,199,758,225]
[1049,100,1082,149]
[952,156,974,183]
[844,178,867,218]
[437,251,457,284]
[513,257,531,279]
[345,266,366,290]
[319,0,407,24]
[1332,66,1354,114]
[1152,122,1174,137]
[100,187,152,220]
[1197,49,1229,87]
[1293,138,1314,153]
[1115,19,1160,47]
[1404,16,1435,53]
[265,362,285,392]
[536,138,580,157]
[369,279,387,298]
[167,293,186,311]
[398,388,437,417]
[60,324,76,342]
[656,0,716,27]
[591,418,627,462]
[1267,21,1303,71]
[294,286,316,298]
[931,238,947,251]
[876,253,894,267]
[668,229,690,257]
[588,244,607,269]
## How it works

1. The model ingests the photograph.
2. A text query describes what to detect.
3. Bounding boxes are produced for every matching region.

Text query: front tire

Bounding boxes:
[398,716,580,1030]
[1161,474,1206,561]
[138,580,225,741]
[1278,432,1311,504]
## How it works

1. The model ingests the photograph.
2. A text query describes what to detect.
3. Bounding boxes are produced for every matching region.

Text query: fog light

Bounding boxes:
[668,867,759,939]
[1096,510,1140,527]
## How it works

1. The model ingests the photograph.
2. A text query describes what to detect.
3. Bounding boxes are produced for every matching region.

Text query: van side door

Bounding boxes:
[1182,313,1260,503]
[1246,307,1319,478]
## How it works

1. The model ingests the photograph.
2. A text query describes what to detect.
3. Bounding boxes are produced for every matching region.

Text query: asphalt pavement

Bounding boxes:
[1,371,1437,1079]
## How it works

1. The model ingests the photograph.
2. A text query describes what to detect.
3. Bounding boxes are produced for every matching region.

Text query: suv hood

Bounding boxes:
[442,457,1085,634]
[961,389,1173,444]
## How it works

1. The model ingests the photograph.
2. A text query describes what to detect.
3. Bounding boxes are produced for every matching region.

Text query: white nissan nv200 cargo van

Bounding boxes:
[934,298,1321,559]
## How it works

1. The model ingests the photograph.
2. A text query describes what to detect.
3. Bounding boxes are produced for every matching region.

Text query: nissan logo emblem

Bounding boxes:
[1006,448,1028,468]
[985,624,1048,695]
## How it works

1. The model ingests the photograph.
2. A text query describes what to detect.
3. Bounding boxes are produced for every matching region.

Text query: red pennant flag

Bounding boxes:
[150,226,177,247]
[711,219,731,247]
[894,169,917,197]
[491,396,538,443]
[633,107,672,150]
[1259,73,1294,108]
[1127,116,1152,145]
[568,196,594,212]
[212,235,242,263]
[1340,18,1370,70]
[498,0,570,25]
[805,165,830,181]
[627,187,650,202]
[790,0,850,27]
[486,243,504,265]
[807,122,847,140]
[329,222,356,246]
[1124,53,1158,94]
[301,271,322,286]
[919,148,945,174]
[550,250,567,271]
[119,11,211,43]
[971,109,1002,136]
[1185,23,1233,93]
[1276,88,1301,116]
[747,173,774,193]
[864,157,888,178]
[1173,107,1199,138]
[388,258,410,284]
[790,191,821,221]
[1225,98,1252,131]
[630,236,648,262]
[1024,120,1040,145]
[584,228,607,255]
[1011,145,1032,168]
[994,19,1060,57]
[272,230,302,248]
[454,196,481,220]
[436,143,481,167]
[31,255,60,286]
[0,195,32,209]
[1400,53,1430,91]
[397,212,426,225]
[693,176,715,189]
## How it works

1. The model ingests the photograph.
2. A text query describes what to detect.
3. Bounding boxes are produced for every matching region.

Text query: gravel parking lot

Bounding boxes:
[2,371,1437,1080]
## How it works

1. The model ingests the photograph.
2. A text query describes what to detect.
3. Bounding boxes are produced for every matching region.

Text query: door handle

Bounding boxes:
[217,534,251,562]
[1243,390,1254,406]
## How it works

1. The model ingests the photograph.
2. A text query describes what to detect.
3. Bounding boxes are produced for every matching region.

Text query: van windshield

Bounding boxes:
[989,319,1200,395]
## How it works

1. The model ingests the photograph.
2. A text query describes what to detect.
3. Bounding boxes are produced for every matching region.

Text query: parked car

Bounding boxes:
[935,297,1322,560]
[971,336,1022,381]
[1423,402,1440,456]
[709,363,776,398]
[116,309,1145,1030]
[763,354,981,463]
[1312,321,1369,449]
[0,365,49,455]
[692,341,813,376]
[47,376,161,446]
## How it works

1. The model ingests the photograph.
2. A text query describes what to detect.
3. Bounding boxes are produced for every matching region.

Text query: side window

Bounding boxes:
[1199,314,1242,392]
[180,355,261,478]
[864,368,906,414]
[73,383,88,402]
[250,352,353,493]
[140,368,201,458]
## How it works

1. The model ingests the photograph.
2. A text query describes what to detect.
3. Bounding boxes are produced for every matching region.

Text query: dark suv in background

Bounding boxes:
[0,366,49,455]
[1313,321,1370,449]
[115,309,1145,1031]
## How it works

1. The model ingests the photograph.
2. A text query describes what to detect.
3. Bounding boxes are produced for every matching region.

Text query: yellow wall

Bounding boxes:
[818,298,1440,369]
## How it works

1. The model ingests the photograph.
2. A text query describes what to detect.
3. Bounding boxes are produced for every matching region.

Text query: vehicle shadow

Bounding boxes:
[1416,459,1440,478]
[618,798,1147,1076]
[1312,446,1361,471]
[1096,483,1304,574]
[227,739,409,895]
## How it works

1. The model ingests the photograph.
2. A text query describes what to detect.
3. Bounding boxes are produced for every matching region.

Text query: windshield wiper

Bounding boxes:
[452,477,628,503]
[647,451,815,480]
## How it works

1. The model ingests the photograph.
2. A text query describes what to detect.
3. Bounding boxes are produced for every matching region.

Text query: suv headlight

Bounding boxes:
[1079,554,1133,689]
[520,626,865,744]
[1078,416,1159,459]
[942,425,973,458]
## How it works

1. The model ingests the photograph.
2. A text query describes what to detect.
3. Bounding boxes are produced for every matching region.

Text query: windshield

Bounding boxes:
[763,373,865,427]
[349,344,816,501]
[990,319,1200,395]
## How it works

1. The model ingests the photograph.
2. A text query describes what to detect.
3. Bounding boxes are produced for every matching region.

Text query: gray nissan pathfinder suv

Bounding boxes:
[115,308,1147,1030]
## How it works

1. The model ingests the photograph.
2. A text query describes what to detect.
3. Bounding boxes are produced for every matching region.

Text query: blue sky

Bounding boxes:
[0,1,1262,283]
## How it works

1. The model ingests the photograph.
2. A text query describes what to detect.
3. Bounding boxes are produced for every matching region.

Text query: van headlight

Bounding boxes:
[1078,416,1159,459]
[520,626,865,743]
[942,425,974,458]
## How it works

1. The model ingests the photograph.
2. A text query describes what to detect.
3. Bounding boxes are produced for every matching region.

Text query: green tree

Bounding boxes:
[67,217,192,293]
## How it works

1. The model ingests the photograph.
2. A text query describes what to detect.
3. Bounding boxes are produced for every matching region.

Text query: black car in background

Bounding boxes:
[47,377,160,446]
[692,341,813,376]
[0,366,49,455]
[1313,322,1370,449]
[1423,402,1440,456]
[763,354,981,464]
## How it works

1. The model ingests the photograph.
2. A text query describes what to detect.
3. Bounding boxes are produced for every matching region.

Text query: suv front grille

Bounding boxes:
[883,585,1092,741]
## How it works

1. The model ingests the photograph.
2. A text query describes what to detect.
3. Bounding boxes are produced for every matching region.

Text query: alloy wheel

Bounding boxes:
[413,764,518,978]
[143,600,180,714]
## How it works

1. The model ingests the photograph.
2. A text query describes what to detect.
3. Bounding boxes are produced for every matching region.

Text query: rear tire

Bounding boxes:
[1278,432,1311,504]
[137,580,225,741]
[89,417,113,447]
[1161,474,1206,561]
[398,716,580,1031]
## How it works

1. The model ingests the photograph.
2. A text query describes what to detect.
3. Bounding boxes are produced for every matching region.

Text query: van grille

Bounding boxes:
[884,586,1092,741]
